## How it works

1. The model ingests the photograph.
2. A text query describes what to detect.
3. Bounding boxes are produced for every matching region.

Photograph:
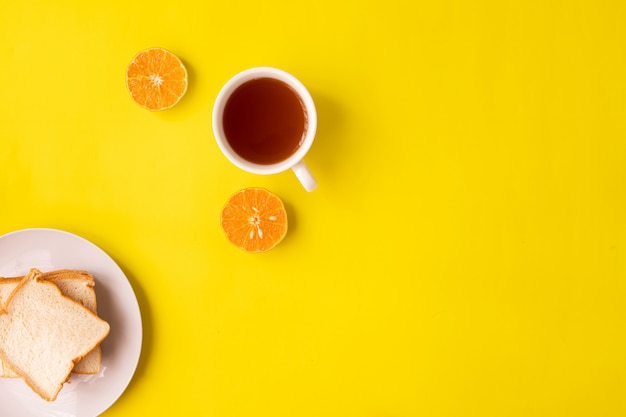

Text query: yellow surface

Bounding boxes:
[1,1,626,416]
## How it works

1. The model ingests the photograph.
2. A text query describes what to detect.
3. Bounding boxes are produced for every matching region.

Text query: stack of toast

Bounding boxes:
[0,268,110,401]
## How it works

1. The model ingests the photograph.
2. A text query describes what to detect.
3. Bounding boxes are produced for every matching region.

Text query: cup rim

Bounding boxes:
[212,67,317,175]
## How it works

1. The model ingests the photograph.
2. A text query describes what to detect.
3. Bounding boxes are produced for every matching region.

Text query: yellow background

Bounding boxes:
[1,0,626,416]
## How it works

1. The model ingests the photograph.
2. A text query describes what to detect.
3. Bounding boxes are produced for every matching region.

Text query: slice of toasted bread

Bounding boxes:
[32,270,102,375]
[0,277,22,377]
[0,269,110,401]
[0,269,102,376]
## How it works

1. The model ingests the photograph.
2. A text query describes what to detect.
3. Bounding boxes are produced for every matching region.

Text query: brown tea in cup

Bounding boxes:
[222,77,308,165]
[213,67,318,191]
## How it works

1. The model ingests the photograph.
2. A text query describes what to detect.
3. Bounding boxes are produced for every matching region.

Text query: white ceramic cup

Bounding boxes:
[212,67,318,192]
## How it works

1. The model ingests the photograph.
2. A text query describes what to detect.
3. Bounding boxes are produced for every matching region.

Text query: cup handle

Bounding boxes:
[291,160,317,192]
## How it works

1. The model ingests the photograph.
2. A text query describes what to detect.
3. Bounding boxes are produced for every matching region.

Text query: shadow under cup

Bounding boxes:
[213,67,317,191]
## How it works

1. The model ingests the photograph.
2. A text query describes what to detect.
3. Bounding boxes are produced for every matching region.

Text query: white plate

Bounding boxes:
[0,228,142,417]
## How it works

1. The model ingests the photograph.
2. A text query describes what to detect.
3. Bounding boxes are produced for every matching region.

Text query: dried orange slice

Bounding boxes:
[221,188,288,253]
[126,48,188,111]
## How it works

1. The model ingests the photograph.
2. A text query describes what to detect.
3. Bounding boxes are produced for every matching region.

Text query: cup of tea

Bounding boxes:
[212,67,317,191]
